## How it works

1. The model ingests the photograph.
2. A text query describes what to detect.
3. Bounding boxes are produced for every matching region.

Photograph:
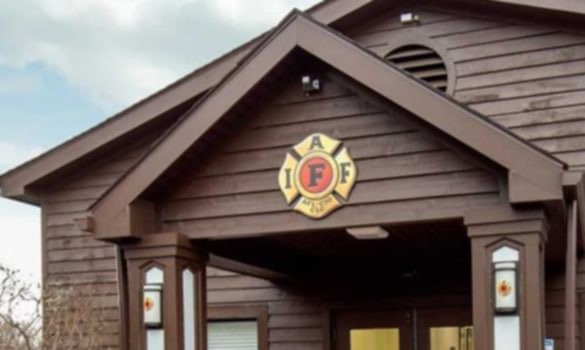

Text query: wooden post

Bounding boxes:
[123,233,208,350]
[565,200,578,350]
[465,206,548,350]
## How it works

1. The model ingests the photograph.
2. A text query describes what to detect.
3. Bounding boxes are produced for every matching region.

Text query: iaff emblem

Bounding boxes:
[278,133,357,219]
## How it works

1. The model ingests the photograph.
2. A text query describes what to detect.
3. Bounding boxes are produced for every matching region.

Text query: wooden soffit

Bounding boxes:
[86,10,564,240]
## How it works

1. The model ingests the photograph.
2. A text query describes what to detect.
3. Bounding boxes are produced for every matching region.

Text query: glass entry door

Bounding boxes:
[417,307,473,350]
[428,326,473,350]
[335,307,472,350]
[335,309,413,350]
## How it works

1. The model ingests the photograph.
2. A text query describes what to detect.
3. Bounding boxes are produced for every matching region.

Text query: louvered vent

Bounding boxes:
[209,321,258,350]
[386,45,449,92]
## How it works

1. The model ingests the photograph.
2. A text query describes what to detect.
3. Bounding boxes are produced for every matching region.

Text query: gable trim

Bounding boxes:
[87,11,564,239]
[3,0,583,203]
[6,0,585,203]
[0,0,377,201]
[494,0,585,16]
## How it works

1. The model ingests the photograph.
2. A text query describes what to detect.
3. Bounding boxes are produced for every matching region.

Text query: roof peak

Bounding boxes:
[84,9,563,239]
[2,0,579,204]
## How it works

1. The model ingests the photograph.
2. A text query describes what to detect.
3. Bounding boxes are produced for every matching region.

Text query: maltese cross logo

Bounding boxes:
[278,133,357,219]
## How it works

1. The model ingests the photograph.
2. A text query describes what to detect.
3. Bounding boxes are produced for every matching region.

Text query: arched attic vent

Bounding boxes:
[386,45,449,93]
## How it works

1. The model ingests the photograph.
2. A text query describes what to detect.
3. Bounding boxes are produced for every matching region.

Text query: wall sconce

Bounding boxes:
[144,284,163,328]
[302,75,321,95]
[493,261,518,314]
[400,13,420,25]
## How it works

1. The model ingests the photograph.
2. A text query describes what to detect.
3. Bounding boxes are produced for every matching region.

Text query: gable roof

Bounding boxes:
[0,0,372,201]
[1,0,583,203]
[86,10,564,239]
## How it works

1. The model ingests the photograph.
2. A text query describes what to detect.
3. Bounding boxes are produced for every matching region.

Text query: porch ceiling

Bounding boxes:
[206,219,470,283]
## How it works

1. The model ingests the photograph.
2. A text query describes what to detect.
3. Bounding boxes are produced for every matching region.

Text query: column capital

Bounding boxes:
[464,205,548,242]
[122,232,208,262]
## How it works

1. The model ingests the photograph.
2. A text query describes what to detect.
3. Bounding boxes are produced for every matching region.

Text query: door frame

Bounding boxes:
[416,306,473,350]
[328,297,472,350]
[334,307,414,350]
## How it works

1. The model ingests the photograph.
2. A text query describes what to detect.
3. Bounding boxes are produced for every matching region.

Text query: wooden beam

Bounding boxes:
[74,216,94,232]
[580,292,585,350]
[576,178,585,251]
[208,254,289,281]
[565,200,578,350]
[115,246,130,350]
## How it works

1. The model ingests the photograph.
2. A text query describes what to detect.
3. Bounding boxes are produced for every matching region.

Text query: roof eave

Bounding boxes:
[0,0,381,201]
[86,11,564,240]
[4,0,580,203]
[492,0,585,16]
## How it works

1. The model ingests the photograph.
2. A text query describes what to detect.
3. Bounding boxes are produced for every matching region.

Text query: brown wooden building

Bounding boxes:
[3,1,585,349]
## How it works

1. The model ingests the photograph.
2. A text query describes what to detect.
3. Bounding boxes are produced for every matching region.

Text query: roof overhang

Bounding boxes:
[0,0,378,202]
[82,11,565,240]
[492,0,585,15]
[2,0,584,204]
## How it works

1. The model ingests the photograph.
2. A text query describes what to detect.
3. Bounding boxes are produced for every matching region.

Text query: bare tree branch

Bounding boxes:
[0,263,112,350]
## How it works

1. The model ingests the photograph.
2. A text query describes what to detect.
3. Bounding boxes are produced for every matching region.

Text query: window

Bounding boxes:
[208,306,268,350]
[209,320,259,350]
[386,45,449,93]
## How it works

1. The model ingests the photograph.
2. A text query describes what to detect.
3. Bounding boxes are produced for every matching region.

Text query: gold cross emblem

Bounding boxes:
[278,133,357,219]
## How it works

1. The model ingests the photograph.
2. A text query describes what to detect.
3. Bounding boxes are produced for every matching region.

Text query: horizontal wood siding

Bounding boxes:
[206,266,476,350]
[42,136,158,349]
[207,267,324,350]
[36,6,585,349]
[351,8,585,169]
[159,71,502,349]
[351,8,585,347]
[547,268,581,350]
[161,74,502,238]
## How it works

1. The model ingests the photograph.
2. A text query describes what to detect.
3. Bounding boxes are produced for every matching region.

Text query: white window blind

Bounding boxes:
[208,321,258,350]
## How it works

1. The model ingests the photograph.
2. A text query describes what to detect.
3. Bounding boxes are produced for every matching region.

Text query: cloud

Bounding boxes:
[0,0,320,110]
[0,75,41,95]
[0,142,44,284]
[0,141,44,173]
[0,201,41,285]
[210,0,318,27]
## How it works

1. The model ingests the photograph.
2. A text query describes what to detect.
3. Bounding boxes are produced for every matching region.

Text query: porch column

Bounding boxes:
[123,233,208,350]
[465,207,547,350]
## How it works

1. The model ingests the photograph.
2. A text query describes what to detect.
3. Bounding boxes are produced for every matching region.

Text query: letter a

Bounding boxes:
[310,135,324,150]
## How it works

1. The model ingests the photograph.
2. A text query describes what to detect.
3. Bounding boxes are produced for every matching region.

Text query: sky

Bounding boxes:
[0,0,321,285]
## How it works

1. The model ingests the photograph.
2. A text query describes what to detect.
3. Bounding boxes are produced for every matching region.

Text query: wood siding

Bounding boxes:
[206,267,471,350]
[156,71,501,350]
[207,267,324,350]
[35,6,585,350]
[351,10,585,349]
[547,264,584,350]
[350,8,585,170]
[42,134,162,349]
[160,73,502,238]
